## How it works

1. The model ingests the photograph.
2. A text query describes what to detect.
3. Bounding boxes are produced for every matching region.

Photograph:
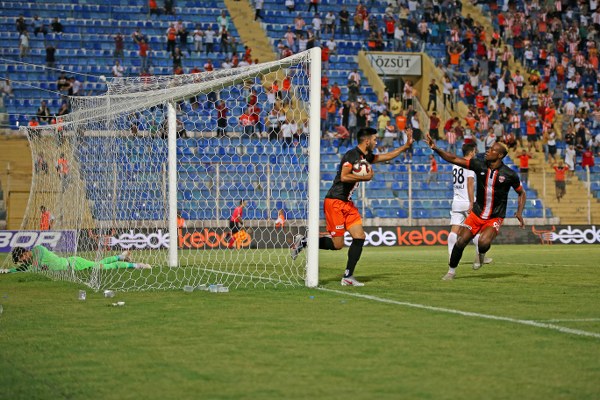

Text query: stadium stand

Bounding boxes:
[463,0,600,223]
[3,0,593,227]
[1,0,242,127]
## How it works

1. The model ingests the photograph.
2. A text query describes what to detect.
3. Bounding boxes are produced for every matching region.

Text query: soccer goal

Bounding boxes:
[17,48,322,291]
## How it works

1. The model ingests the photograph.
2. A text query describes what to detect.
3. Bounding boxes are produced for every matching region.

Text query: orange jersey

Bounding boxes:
[526,119,537,135]
[240,114,252,126]
[395,115,407,130]
[475,95,485,109]
[518,154,531,168]
[230,206,243,223]
[331,85,341,99]
[275,213,285,228]
[326,100,336,113]
[57,158,69,174]
[465,116,477,130]
[449,52,460,65]
[430,158,438,172]
[544,108,556,123]
[554,166,567,181]
[40,211,52,230]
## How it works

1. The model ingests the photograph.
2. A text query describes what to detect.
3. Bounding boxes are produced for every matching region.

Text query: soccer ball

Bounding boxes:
[352,160,371,177]
[99,75,107,82]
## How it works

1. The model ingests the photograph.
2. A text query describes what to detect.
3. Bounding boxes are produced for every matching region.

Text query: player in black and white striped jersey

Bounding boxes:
[448,143,492,268]
[427,136,526,280]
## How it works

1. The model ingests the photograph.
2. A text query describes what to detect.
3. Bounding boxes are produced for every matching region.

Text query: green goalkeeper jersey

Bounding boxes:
[31,245,69,271]
[7,246,136,273]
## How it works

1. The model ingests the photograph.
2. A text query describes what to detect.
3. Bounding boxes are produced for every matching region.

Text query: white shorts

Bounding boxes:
[450,210,469,226]
[450,201,470,226]
[565,160,574,171]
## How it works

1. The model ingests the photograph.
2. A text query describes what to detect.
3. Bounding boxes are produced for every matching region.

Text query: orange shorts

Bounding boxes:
[324,198,362,237]
[463,212,504,236]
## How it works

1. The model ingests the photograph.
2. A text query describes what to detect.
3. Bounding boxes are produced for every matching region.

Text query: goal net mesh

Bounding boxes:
[17,50,317,291]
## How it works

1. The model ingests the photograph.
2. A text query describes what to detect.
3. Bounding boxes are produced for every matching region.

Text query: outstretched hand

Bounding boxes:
[405,128,414,147]
[515,212,525,229]
[425,133,436,149]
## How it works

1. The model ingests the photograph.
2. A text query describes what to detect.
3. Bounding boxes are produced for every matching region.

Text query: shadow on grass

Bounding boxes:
[320,273,395,285]
[457,273,530,280]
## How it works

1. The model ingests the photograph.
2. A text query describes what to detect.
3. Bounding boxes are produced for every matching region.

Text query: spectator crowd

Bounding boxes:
[5,0,600,175]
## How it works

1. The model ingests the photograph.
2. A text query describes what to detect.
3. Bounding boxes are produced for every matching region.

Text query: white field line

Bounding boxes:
[535,318,600,323]
[318,288,600,340]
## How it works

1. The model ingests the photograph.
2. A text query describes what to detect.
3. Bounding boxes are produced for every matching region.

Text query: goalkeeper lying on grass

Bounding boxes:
[2,246,151,273]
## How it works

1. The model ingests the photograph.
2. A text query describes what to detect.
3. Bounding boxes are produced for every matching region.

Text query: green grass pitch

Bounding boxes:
[1,244,599,399]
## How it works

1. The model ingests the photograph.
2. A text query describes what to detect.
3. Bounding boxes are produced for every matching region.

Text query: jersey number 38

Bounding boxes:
[453,168,465,184]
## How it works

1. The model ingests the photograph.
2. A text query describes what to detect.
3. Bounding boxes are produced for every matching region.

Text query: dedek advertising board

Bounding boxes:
[348,225,600,246]
[73,225,600,251]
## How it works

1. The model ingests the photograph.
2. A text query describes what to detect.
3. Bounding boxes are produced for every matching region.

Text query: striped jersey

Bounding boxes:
[467,158,522,219]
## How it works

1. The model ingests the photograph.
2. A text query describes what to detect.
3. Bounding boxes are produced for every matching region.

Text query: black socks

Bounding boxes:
[344,238,365,278]
[319,236,337,250]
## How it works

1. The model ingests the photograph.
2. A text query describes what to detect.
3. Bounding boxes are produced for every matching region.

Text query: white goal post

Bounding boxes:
[14,48,321,291]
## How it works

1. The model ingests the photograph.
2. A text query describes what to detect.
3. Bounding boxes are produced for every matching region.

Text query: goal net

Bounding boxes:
[15,48,321,291]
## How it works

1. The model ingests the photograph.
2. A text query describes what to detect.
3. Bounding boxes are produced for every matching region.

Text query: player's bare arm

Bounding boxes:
[340,162,373,182]
[425,133,469,168]
[373,130,414,164]
[515,186,526,228]
[467,175,474,213]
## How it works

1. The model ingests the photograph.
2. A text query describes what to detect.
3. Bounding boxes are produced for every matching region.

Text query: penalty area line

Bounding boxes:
[317,287,600,340]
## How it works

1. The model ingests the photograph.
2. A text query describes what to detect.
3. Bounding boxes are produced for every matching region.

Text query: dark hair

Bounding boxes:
[461,143,477,157]
[11,246,28,265]
[497,143,508,157]
[356,127,377,143]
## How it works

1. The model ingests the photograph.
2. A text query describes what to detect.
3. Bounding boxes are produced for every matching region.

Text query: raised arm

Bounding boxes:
[373,129,413,164]
[514,186,526,228]
[425,133,469,168]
